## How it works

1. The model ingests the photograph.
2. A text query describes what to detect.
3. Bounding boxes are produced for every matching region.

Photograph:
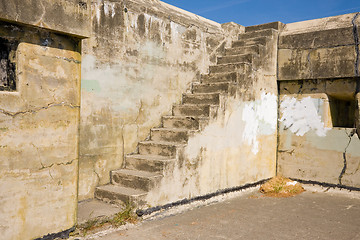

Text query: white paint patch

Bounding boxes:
[242,92,277,154]
[280,96,328,136]
[185,92,277,159]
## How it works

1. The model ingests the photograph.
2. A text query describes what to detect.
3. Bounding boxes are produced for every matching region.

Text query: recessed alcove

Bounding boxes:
[328,96,356,128]
[0,37,17,91]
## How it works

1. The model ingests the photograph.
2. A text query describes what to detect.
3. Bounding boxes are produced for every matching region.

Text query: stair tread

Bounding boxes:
[242,28,275,34]
[202,71,238,77]
[219,53,253,58]
[212,62,249,67]
[239,28,276,38]
[96,184,147,197]
[173,103,217,107]
[127,154,176,161]
[152,127,196,132]
[231,37,269,48]
[183,92,220,96]
[113,168,162,178]
[225,44,263,56]
[193,81,229,85]
[139,140,187,146]
[233,36,270,42]
[227,43,261,50]
[163,115,209,120]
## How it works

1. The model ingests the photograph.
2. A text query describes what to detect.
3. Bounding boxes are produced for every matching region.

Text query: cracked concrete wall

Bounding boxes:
[278,81,360,187]
[278,14,360,187]
[79,0,243,200]
[277,14,360,187]
[0,21,82,240]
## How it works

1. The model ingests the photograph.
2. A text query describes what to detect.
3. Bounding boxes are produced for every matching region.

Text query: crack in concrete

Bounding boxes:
[48,169,54,179]
[278,149,295,155]
[93,169,101,183]
[355,161,360,174]
[30,143,46,169]
[121,125,126,169]
[0,102,80,117]
[339,129,356,185]
[352,12,360,76]
[39,158,76,170]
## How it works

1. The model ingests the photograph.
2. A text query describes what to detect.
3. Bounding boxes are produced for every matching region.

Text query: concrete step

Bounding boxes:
[172,104,218,118]
[151,128,196,143]
[162,116,209,130]
[138,141,185,157]
[225,44,264,56]
[126,154,176,172]
[94,185,147,206]
[238,28,276,40]
[209,62,249,74]
[217,53,254,65]
[231,36,269,48]
[111,169,162,192]
[245,21,284,32]
[201,72,239,83]
[192,82,233,94]
[182,93,220,105]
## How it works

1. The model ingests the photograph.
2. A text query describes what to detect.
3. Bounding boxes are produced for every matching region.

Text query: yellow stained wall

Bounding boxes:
[0,22,81,240]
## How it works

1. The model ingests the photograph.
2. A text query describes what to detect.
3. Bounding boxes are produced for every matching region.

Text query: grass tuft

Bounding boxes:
[73,202,138,237]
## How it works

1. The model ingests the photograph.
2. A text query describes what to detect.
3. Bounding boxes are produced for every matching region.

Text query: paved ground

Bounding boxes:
[79,187,360,240]
[77,199,123,225]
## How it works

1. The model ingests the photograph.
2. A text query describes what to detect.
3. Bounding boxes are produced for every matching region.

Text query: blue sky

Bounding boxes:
[162,0,360,26]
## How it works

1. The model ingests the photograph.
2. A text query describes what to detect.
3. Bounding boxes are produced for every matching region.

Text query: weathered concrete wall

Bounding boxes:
[0,21,82,239]
[146,92,278,205]
[79,0,243,200]
[145,26,280,205]
[0,0,90,38]
[278,13,360,80]
[277,13,360,188]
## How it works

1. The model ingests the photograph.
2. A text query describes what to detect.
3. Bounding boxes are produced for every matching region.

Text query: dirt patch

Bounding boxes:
[259,176,305,197]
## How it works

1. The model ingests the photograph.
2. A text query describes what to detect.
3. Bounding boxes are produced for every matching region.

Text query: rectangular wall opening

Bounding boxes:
[0,37,17,91]
[329,96,356,128]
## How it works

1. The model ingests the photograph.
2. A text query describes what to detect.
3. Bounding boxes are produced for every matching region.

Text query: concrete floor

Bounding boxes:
[78,187,360,240]
[77,199,123,225]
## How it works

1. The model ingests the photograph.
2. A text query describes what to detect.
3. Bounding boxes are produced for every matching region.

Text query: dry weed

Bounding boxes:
[259,176,305,197]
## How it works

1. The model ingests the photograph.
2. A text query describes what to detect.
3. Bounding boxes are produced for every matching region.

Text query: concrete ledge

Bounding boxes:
[245,21,284,32]
[0,0,91,38]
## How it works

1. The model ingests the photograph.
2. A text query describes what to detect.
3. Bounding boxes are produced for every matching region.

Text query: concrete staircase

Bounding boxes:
[94,26,279,207]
